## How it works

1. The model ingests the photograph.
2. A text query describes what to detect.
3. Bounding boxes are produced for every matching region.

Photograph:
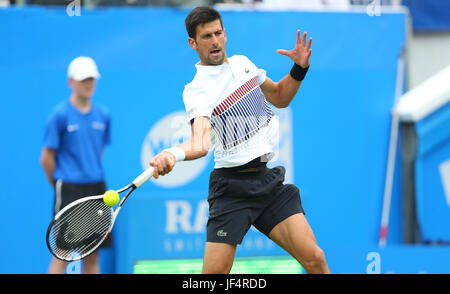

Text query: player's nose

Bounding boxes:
[211,34,219,46]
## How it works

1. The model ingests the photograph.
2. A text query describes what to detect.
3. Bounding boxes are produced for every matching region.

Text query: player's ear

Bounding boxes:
[188,37,198,50]
[68,78,74,88]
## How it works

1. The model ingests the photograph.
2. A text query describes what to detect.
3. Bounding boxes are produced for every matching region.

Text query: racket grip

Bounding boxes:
[132,167,155,188]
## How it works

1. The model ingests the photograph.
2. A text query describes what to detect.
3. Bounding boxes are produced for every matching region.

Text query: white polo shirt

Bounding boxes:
[183,55,280,168]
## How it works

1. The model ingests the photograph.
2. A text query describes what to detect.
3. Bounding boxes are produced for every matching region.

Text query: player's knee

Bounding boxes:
[202,264,232,274]
[303,247,326,271]
[202,261,233,274]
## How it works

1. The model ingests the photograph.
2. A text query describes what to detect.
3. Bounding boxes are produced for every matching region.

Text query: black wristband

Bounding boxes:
[290,63,309,81]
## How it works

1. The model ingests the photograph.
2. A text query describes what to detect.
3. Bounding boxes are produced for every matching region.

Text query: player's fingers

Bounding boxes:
[306,37,312,50]
[149,158,158,178]
[153,166,159,179]
[302,32,307,47]
[276,49,290,56]
[156,157,167,178]
[163,156,173,174]
[152,158,161,178]
[296,30,301,45]
[157,158,167,176]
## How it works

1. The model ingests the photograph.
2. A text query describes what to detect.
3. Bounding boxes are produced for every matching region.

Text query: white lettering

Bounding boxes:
[165,200,209,234]
[165,201,192,233]
[192,200,208,232]
[366,252,381,274]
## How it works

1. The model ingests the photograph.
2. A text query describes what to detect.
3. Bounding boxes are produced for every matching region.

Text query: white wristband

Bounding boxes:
[163,147,186,162]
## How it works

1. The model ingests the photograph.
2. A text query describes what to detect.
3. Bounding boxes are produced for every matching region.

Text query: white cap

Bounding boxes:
[67,56,101,81]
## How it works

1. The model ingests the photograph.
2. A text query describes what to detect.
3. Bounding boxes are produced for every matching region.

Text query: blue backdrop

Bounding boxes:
[414,102,450,242]
[0,6,409,273]
[403,0,450,32]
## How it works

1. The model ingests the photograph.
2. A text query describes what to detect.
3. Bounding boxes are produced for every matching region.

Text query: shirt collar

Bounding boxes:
[195,60,231,74]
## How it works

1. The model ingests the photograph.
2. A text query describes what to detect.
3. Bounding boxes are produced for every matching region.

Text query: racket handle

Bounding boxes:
[132,167,155,188]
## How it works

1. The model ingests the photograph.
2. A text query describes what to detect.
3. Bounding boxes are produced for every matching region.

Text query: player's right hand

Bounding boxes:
[149,152,176,179]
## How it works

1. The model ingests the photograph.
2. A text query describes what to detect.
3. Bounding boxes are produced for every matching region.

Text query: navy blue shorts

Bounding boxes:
[206,158,304,245]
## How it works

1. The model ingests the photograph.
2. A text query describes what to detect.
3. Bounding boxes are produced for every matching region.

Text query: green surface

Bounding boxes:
[134,257,303,274]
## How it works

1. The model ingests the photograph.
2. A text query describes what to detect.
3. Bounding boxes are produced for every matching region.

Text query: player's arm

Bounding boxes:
[261,30,312,108]
[150,116,211,179]
[261,75,301,108]
[40,147,56,187]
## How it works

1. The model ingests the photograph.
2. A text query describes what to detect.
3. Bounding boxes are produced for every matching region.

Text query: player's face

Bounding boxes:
[189,19,227,66]
[69,77,97,100]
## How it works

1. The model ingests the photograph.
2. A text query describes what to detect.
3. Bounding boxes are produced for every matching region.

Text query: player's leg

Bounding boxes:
[48,257,67,274]
[202,242,237,274]
[203,170,249,274]
[254,181,330,274]
[268,213,330,274]
[83,250,100,274]
[203,210,244,274]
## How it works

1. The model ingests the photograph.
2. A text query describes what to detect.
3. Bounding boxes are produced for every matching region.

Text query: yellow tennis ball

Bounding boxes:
[103,190,119,207]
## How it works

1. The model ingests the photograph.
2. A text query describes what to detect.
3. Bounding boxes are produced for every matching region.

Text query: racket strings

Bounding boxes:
[49,201,111,259]
[51,199,111,251]
[51,199,101,239]
[49,201,100,249]
[48,199,113,260]
[52,200,108,245]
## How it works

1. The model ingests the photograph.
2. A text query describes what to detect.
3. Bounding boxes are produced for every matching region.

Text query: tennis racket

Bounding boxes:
[46,167,154,261]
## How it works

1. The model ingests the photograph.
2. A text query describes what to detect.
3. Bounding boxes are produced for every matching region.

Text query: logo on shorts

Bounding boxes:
[217,230,227,237]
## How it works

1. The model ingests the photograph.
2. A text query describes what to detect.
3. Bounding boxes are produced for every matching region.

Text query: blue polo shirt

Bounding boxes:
[43,100,111,184]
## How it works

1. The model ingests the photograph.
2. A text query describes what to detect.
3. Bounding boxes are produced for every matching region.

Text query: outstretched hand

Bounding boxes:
[277,30,312,68]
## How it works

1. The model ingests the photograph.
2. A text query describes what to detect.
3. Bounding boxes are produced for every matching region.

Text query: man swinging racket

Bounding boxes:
[150,6,330,274]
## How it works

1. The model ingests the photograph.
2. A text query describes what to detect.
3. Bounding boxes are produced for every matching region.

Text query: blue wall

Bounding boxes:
[415,101,450,242]
[0,6,408,273]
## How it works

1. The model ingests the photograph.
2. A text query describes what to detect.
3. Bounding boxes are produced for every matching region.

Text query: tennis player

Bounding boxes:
[40,56,111,274]
[150,6,330,274]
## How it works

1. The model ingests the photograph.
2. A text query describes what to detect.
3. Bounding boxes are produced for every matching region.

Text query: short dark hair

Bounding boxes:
[185,6,223,39]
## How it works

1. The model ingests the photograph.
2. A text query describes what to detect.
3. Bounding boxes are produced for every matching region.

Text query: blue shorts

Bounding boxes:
[206,157,304,245]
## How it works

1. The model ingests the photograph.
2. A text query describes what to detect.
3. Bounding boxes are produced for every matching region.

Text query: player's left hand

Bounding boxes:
[277,30,312,69]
